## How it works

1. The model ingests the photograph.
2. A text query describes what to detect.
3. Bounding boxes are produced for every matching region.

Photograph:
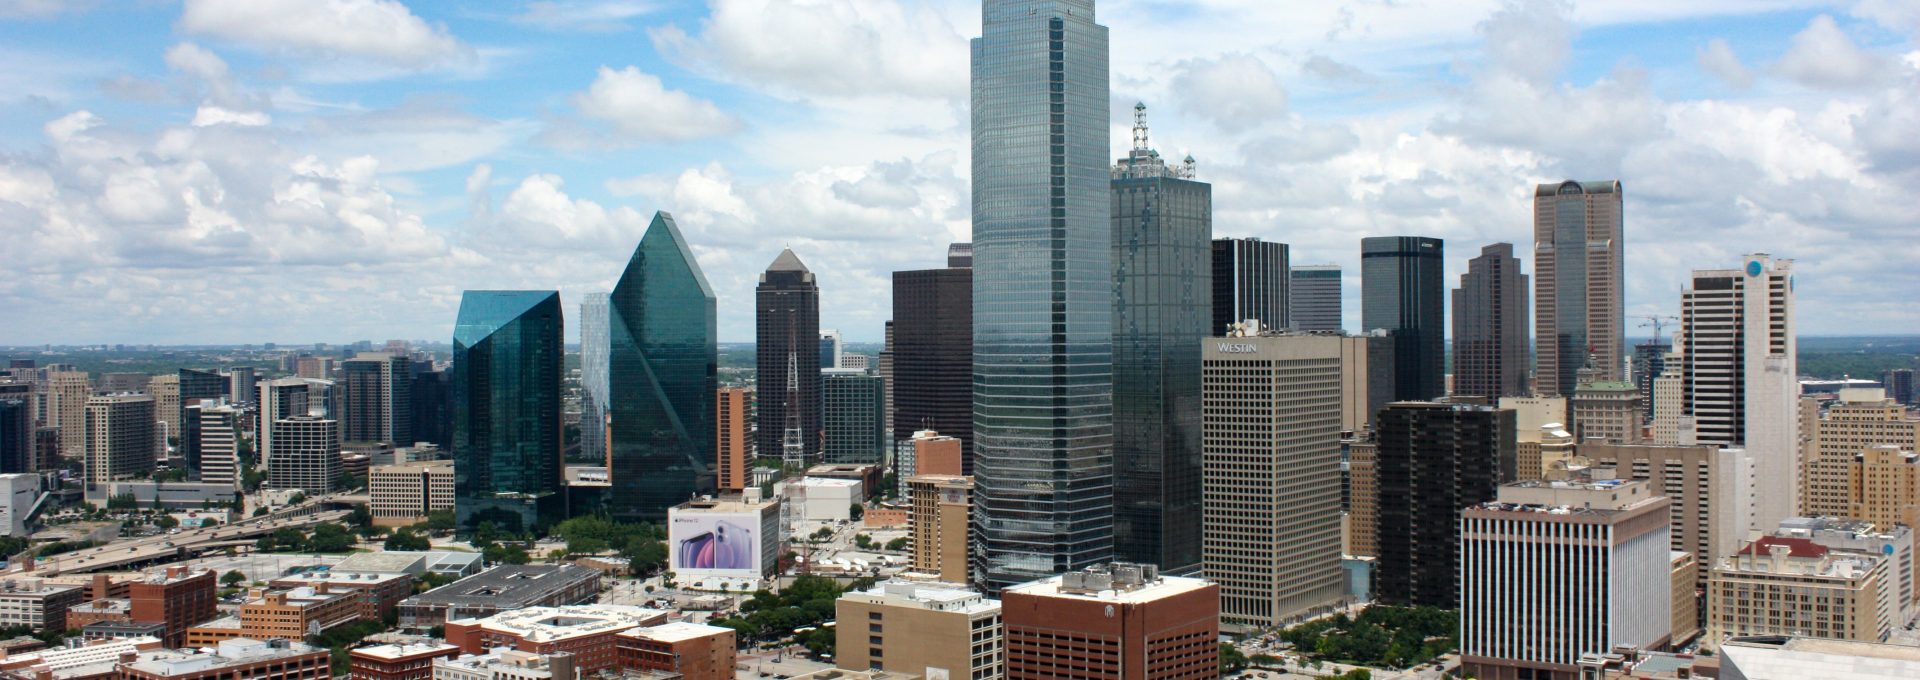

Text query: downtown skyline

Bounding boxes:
[1,1,1917,346]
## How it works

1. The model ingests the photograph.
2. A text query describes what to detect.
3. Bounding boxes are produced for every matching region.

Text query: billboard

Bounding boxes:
[669,510,766,579]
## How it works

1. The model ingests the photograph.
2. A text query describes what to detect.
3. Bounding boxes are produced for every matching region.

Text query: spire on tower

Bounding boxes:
[1132,101,1149,151]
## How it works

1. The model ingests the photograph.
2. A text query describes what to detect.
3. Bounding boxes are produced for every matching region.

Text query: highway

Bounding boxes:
[29,499,351,576]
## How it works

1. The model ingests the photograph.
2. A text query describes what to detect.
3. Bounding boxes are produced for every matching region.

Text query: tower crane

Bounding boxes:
[1636,315,1678,347]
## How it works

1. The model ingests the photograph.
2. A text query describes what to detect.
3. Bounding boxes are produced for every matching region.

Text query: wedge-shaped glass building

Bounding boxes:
[453,290,565,533]
[609,211,718,520]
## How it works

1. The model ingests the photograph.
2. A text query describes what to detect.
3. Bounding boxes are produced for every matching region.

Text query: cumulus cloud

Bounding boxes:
[549,65,741,145]
[649,0,967,100]
[1477,0,1575,87]
[179,0,472,70]
[514,1,658,32]
[190,104,269,127]
[1697,38,1754,88]
[1774,14,1895,90]
[1168,53,1289,133]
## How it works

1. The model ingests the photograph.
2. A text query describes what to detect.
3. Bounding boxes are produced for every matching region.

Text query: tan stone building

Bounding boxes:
[1669,552,1699,648]
[1802,389,1919,519]
[1582,443,1756,584]
[1571,379,1643,445]
[1344,436,1376,558]
[835,581,1002,679]
[85,393,156,485]
[715,387,752,492]
[1704,535,1895,650]
[1499,397,1568,481]
[904,475,970,584]
[369,460,453,527]
[1849,444,1920,530]
[47,371,92,461]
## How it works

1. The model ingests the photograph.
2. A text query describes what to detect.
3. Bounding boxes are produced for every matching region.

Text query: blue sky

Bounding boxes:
[0,0,1915,344]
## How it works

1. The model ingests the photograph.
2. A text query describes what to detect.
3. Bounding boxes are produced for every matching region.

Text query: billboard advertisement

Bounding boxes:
[669,510,765,579]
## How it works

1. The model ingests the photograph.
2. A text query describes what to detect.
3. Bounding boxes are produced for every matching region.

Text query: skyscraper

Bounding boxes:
[892,260,973,471]
[1680,254,1797,529]
[608,212,717,520]
[1210,237,1286,335]
[451,290,565,531]
[0,382,35,473]
[1534,180,1625,397]
[1884,369,1916,406]
[971,0,1113,592]
[84,393,155,487]
[1451,243,1528,400]
[340,353,411,445]
[1374,401,1515,607]
[579,292,611,465]
[715,387,751,493]
[47,371,91,461]
[1633,341,1671,425]
[1112,103,1209,575]
[177,368,224,435]
[818,329,843,372]
[409,366,451,449]
[1361,236,1445,401]
[756,249,822,468]
[193,401,242,486]
[821,368,885,465]
[1289,264,1342,332]
[225,367,256,405]
[268,415,341,494]
[256,377,309,469]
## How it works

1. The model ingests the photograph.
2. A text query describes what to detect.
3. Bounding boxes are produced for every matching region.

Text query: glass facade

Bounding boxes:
[757,250,822,468]
[1289,265,1343,332]
[1210,237,1287,334]
[971,0,1115,591]
[1361,236,1446,401]
[608,212,717,520]
[1373,402,1515,608]
[452,290,565,533]
[1451,243,1529,399]
[1534,180,1625,397]
[891,267,974,471]
[579,292,610,463]
[821,369,886,465]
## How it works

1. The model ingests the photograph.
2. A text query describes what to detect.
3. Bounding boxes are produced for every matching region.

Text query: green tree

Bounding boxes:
[852,534,874,550]
[107,493,139,510]
[385,529,431,551]
[154,514,179,529]
[425,509,456,533]
[220,570,247,586]
[621,537,667,575]
[848,504,864,521]
[884,537,908,551]
[346,504,373,528]
[307,524,355,553]
[1219,643,1249,674]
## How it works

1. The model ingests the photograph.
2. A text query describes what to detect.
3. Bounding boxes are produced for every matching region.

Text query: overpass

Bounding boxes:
[27,498,353,576]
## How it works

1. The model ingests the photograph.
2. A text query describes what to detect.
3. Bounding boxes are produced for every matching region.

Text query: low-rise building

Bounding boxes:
[1001,564,1218,680]
[443,605,668,675]
[128,566,217,648]
[348,641,459,680]
[368,460,453,527]
[0,635,164,680]
[432,650,576,680]
[614,622,736,680]
[1705,535,1898,650]
[834,581,1000,680]
[119,638,331,680]
[0,576,83,632]
[397,565,600,628]
[334,551,484,579]
[184,587,361,646]
[268,570,414,621]
[1718,636,1920,679]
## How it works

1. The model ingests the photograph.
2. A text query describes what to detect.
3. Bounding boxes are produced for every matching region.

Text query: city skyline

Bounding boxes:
[1,2,1915,345]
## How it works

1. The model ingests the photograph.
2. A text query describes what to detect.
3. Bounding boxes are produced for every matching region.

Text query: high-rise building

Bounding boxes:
[1374,401,1514,607]
[1651,347,1689,446]
[1581,442,1757,584]
[878,321,894,439]
[756,249,822,469]
[451,290,565,531]
[341,353,412,446]
[1451,243,1528,400]
[1361,236,1445,401]
[192,401,242,486]
[1001,564,1219,680]
[1801,389,1919,521]
[834,581,1002,679]
[821,369,885,465]
[1202,333,1345,628]
[147,373,179,444]
[100,372,151,394]
[296,356,334,380]
[1210,237,1285,335]
[177,369,224,446]
[715,387,752,493]
[906,475,974,584]
[947,242,973,268]
[1289,264,1342,332]
[226,367,256,405]
[1884,368,1916,406]
[1343,435,1378,558]
[267,415,339,494]
[819,329,843,375]
[892,263,973,471]
[1570,366,1643,445]
[1632,341,1670,425]
[1845,444,1920,530]
[1112,104,1209,575]
[0,382,34,473]
[909,429,963,477]
[1680,254,1796,529]
[84,393,155,487]
[1461,473,1672,680]
[409,366,451,450]
[970,0,1115,593]
[1533,180,1625,397]
[579,292,611,465]
[47,370,92,460]
[256,377,309,470]
[608,212,716,520]
[1339,333,1394,434]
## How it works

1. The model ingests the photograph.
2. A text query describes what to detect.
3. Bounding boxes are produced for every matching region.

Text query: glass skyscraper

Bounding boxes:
[608,212,717,520]
[579,292,610,464]
[1111,103,1208,575]
[1361,236,1446,401]
[1211,237,1287,335]
[971,0,1114,591]
[452,290,565,533]
[821,368,886,465]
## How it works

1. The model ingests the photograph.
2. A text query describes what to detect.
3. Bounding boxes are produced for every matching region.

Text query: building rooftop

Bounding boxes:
[123,639,323,677]
[335,550,483,575]
[405,565,598,609]
[1719,636,1920,679]
[1482,474,1658,513]
[438,649,569,674]
[0,636,163,673]
[616,621,734,644]
[843,581,1000,615]
[451,604,667,643]
[350,641,459,660]
[270,570,411,587]
[674,492,777,513]
[1004,563,1212,605]
[1735,536,1829,559]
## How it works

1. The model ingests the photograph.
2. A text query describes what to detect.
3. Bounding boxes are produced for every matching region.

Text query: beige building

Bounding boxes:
[1849,444,1920,531]
[1582,442,1756,583]
[1500,396,1568,481]
[148,374,181,446]
[85,393,156,486]
[835,581,1002,679]
[1338,334,1392,434]
[1650,349,1691,446]
[1522,424,1576,482]
[1571,378,1643,445]
[1533,180,1624,397]
[904,474,970,584]
[369,460,453,527]
[1669,552,1699,647]
[47,371,92,460]
[1705,534,1896,650]
[1802,389,1919,519]
[1344,436,1376,558]
[716,387,751,492]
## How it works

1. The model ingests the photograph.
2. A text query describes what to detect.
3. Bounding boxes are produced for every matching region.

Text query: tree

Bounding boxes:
[221,570,247,586]
[346,504,373,529]
[884,537,908,551]
[154,514,179,529]
[308,524,355,553]
[385,529,431,551]
[848,504,865,521]
[1219,643,1249,674]
[107,493,139,510]
[425,509,456,533]
[852,534,874,550]
[621,537,667,575]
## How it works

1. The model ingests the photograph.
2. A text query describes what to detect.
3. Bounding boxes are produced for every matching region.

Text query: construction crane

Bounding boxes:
[1637,314,1679,347]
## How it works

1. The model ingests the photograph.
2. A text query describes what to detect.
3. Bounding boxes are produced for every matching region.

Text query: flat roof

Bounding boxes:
[270,570,411,586]
[351,642,459,660]
[404,565,598,608]
[454,604,666,643]
[1720,637,1920,678]
[618,621,733,643]
[1005,573,1213,605]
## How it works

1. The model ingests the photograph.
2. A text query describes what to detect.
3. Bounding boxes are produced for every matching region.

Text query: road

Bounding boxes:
[29,498,351,575]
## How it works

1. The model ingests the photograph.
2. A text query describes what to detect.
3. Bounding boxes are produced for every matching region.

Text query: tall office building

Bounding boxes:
[1583,442,1758,583]
[256,377,309,469]
[1210,237,1285,335]
[892,261,973,471]
[341,353,412,445]
[971,0,1114,592]
[1000,564,1219,680]
[409,366,451,449]
[147,374,179,443]
[176,369,224,453]
[878,321,894,438]
[1451,243,1528,400]
[1374,401,1515,607]
[84,393,156,487]
[907,475,975,584]
[1202,333,1345,628]
[1534,180,1625,397]
[267,415,340,494]
[608,212,716,520]
[1680,254,1796,529]
[715,387,752,493]
[1289,265,1342,332]
[821,369,885,465]
[0,382,36,473]
[47,371,91,460]
[1461,474,1672,680]
[193,401,242,486]
[1112,104,1209,575]
[1361,237,1445,401]
[451,290,565,531]
[100,372,151,394]
[1884,369,1916,406]
[756,249,822,468]
[947,242,972,268]
[1633,341,1670,425]
[1344,436,1378,558]
[819,329,843,372]
[1801,389,1918,520]
[579,292,611,465]
[225,367,256,405]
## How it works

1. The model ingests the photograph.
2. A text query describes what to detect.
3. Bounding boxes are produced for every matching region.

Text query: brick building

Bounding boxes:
[443,605,668,675]
[128,567,217,647]
[614,622,736,680]
[1000,564,1219,680]
[348,642,459,680]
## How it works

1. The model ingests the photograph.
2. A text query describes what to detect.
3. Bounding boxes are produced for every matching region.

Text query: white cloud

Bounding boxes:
[544,65,741,146]
[1697,38,1754,88]
[179,0,472,70]
[0,0,89,18]
[649,0,968,101]
[1477,0,1576,87]
[514,1,658,32]
[190,104,269,127]
[1167,53,1290,133]
[1774,14,1895,90]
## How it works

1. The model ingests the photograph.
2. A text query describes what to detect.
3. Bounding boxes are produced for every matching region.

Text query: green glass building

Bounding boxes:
[452,290,565,533]
[608,212,717,520]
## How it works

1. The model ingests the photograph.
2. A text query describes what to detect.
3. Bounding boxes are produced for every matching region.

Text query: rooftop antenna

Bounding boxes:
[1132,101,1149,151]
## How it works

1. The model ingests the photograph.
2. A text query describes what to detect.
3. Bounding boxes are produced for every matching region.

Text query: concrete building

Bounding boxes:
[1717,636,1920,680]
[83,394,155,488]
[835,581,1002,679]
[908,430,961,477]
[185,587,360,646]
[1001,564,1219,680]
[334,551,484,578]
[1582,443,1758,584]
[443,604,668,675]
[369,459,453,527]
[1800,389,1919,522]
[348,641,459,680]
[340,352,411,446]
[396,565,601,627]
[1885,368,1917,406]
[266,416,339,494]
[1774,517,1917,620]
[614,622,736,680]
[1679,255,1797,530]
[1338,332,1394,435]
[1289,264,1342,332]
[432,650,576,680]
[0,473,46,537]
[1201,332,1345,628]
[1533,180,1625,397]
[1651,348,1690,446]
[1671,552,1700,647]
[119,639,330,680]
[1571,369,1644,445]
[1343,437,1377,558]
[1846,445,1920,531]
[47,371,92,461]
[1500,397,1568,481]
[784,477,863,523]
[188,401,241,486]
[1705,535,1897,650]
[1451,243,1529,400]
[905,475,972,584]
[0,576,83,632]
[255,377,309,469]
[715,387,751,493]
[0,634,165,679]
[1375,401,1515,608]
[1460,474,1673,680]
[127,566,218,647]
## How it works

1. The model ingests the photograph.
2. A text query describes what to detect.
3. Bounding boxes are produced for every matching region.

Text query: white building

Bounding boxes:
[0,473,46,536]
[782,477,862,523]
[1680,254,1796,529]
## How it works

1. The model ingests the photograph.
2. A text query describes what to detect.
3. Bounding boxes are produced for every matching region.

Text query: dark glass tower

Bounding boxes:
[410,367,451,449]
[452,290,564,533]
[341,353,412,445]
[821,369,886,465]
[971,0,1114,591]
[1451,243,1528,399]
[1211,237,1287,335]
[1373,401,1514,608]
[756,249,822,469]
[0,383,31,473]
[1361,236,1445,401]
[892,264,973,471]
[1111,104,1208,575]
[608,212,717,520]
[1290,265,1343,331]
